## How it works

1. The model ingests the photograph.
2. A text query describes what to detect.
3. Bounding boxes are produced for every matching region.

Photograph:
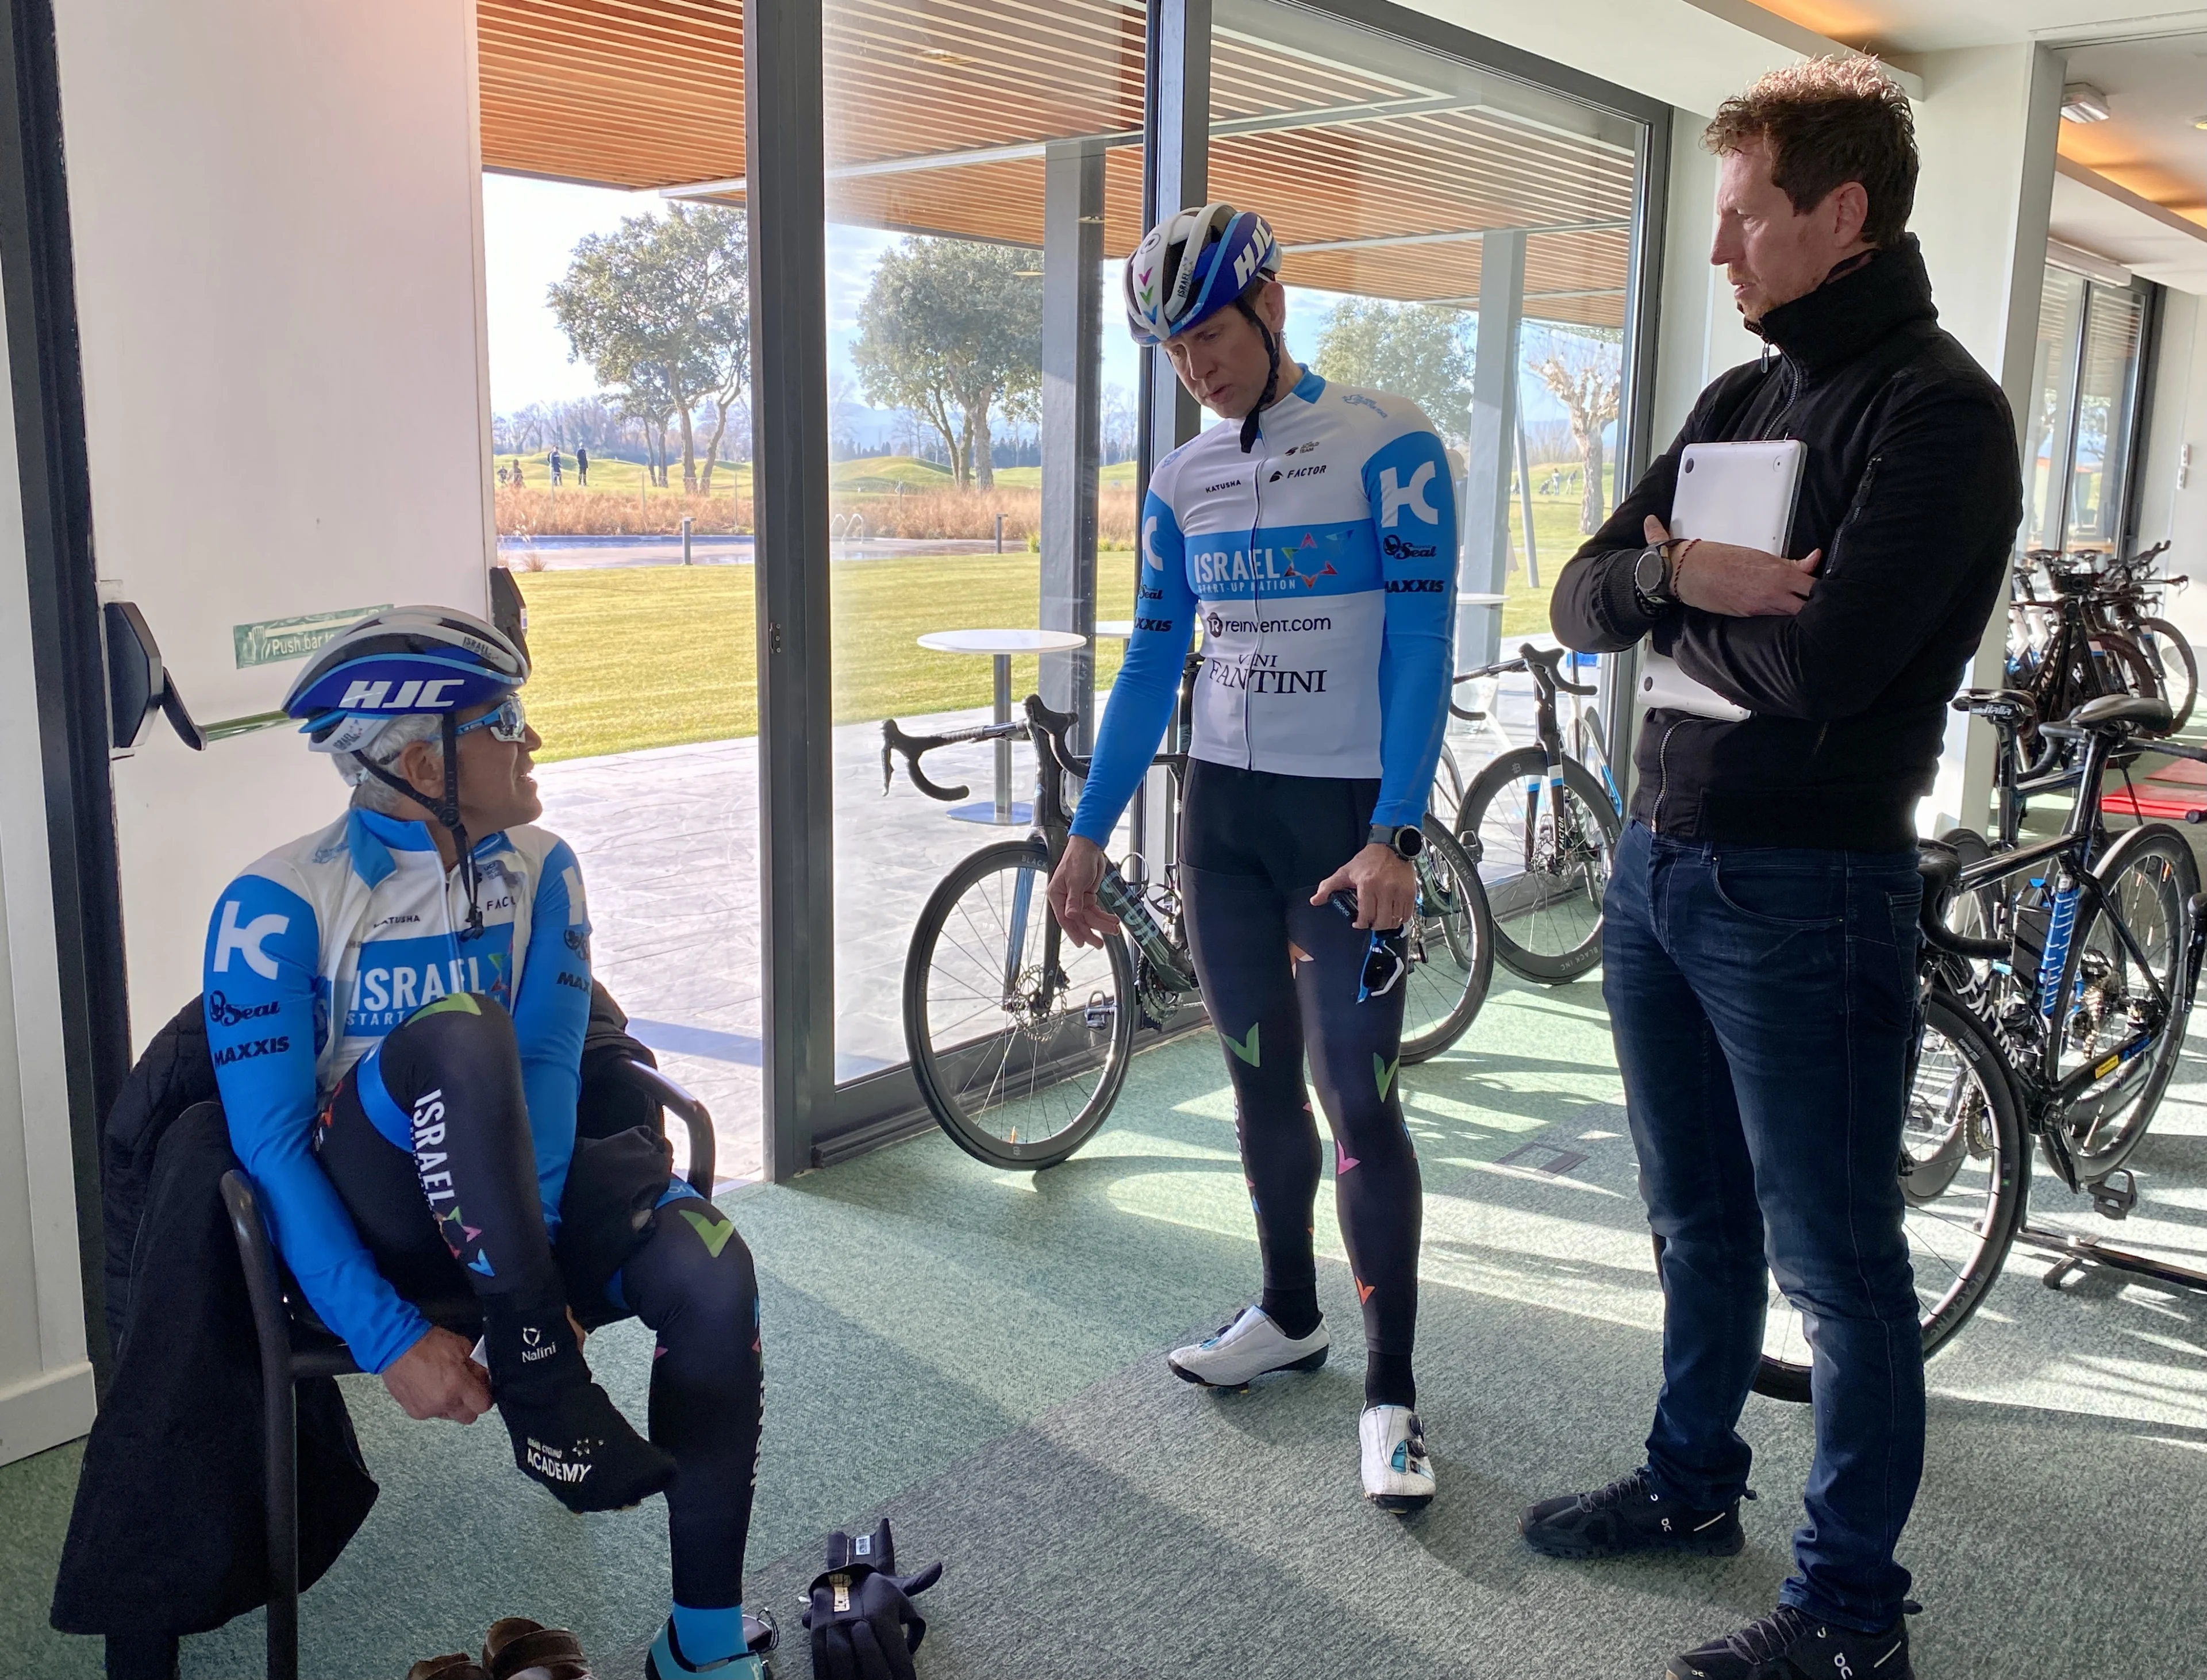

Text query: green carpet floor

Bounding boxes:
[5,968,2206,1678]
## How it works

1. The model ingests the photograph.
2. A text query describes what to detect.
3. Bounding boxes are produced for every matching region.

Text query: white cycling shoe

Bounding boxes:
[1167,1305,1329,1389]
[1360,1404,1436,1513]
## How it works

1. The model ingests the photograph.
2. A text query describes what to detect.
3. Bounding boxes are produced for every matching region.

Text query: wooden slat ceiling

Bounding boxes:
[477,0,1637,326]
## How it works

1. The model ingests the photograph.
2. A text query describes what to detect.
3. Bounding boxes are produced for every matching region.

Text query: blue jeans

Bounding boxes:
[1603,820,1925,1631]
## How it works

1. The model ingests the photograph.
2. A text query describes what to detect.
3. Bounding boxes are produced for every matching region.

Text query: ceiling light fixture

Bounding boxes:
[2194,114,2207,131]
[2060,83,2112,124]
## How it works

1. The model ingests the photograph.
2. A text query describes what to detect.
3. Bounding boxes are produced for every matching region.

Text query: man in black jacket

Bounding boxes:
[1522,60,2021,1680]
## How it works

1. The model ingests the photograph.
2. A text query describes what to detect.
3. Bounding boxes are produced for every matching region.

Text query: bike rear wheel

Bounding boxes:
[1456,747,1621,983]
[1752,989,2025,1403]
[2053,822,2198,1183]
[1399,822,1495,1063]
[2134,617,2197,732]
[905,839,1137,1170]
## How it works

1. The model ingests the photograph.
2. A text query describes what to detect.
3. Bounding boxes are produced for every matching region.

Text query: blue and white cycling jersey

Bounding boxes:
[203,808,592,1373]
[1071,368,1457,844]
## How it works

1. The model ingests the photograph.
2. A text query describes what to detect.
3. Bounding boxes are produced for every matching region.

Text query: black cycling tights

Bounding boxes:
[1180,761,1422,1408]
[316,995,762,1609]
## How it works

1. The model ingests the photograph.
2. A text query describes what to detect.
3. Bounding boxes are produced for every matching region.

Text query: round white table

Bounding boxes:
[917,628,1089,824]
[1095,619,1135,639]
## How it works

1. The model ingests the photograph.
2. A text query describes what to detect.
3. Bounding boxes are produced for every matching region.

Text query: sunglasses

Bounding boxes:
[454,695,529,744]
[1328,891,1409,1003]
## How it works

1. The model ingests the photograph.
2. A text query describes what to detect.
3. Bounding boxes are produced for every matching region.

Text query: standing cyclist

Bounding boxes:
[207,608,768,1678]
[1045,203,1457,1511]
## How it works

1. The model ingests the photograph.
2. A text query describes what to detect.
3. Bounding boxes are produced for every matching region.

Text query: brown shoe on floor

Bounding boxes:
[406,1658,490,1680]
[483,1618,595,1680]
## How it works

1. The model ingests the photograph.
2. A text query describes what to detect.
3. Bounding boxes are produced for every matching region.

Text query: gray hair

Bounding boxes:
[332,714,445,814]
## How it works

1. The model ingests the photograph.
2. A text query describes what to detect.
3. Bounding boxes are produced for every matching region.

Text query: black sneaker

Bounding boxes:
[1666,1604,1914,1679]
[1521,1467,1745,1559]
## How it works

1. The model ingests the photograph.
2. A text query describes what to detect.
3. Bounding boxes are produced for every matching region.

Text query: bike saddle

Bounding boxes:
[2069,693,2173,734]
[1950,689,2036,726]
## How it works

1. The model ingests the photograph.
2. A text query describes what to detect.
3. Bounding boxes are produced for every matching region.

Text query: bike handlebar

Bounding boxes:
[1916,845,2008,962]
[879,715,1024,803]
[1455,642,1598,697]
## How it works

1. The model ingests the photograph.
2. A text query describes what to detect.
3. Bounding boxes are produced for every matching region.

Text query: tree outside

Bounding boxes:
[851,238,1043,491]
[1525,324,1622,535]
[547,203,751,494]
[1311,299,1475,445]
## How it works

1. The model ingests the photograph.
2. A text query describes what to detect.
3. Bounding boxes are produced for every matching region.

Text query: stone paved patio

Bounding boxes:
[533,673,1550,1185]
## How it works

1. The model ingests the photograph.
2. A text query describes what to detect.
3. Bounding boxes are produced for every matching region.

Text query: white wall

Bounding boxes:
[1651,106,1763,450]
[2140,290,2207,645]
[0,269,93,1467]
[1905,43,2066,836]
[51,0,497,1045]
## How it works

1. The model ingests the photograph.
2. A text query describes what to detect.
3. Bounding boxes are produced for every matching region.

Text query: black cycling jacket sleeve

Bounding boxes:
[1667,387,2018,721]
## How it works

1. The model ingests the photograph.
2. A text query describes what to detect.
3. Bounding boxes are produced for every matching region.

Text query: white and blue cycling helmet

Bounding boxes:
[283,605,528,756]
[282,606,530,932]
[1123,202,1281,347]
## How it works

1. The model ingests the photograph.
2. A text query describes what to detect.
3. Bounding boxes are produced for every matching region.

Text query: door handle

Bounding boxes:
[103,600,207,751]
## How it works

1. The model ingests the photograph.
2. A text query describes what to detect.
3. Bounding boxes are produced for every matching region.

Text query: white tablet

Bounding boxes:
[1671,439,1806,555]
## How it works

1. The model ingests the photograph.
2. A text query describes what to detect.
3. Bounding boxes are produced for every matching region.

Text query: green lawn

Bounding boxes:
[520,463,1612,762]
[524,549,1137,762]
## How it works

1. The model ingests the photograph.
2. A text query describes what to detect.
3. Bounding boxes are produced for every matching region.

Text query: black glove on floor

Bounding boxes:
[801,1519,943,1680]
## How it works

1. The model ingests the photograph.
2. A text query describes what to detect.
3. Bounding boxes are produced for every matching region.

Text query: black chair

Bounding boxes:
[219,1054,717,1680]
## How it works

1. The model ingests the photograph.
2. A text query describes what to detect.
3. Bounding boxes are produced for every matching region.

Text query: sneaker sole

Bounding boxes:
[1521,1523,1744,1561]
[1368,1489,1433,1514]
[1167,1344,1328,1389]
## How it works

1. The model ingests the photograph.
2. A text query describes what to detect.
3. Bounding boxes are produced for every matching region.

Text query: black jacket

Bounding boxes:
[1551,237,2022,851]
[52,987,670,1637]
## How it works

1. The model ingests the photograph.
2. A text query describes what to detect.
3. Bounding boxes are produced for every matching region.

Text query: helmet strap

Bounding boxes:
[1236,296,1282,455]
[353,711,483,937]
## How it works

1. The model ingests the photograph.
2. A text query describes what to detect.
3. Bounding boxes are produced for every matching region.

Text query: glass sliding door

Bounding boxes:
[2027,262,2155,560]
[1194,0,1655,954]
[818,1,1147,1123]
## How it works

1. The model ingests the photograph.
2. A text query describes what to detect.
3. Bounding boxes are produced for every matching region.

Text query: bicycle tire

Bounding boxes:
[1750,988,2025,1404]
[905,839,1137,1170]
[2093,631,2161,708]
[2135,617,2197,732]
[1398,822,1495,1063]
[1456,747,1622,983]
[2051,822,2199,1183]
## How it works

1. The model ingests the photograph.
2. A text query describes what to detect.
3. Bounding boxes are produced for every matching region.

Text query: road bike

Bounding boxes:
[881,668,1494,1170]
[1448,643,1624,983]
[2007,548,2166,769]
[1748,690,2207,1402]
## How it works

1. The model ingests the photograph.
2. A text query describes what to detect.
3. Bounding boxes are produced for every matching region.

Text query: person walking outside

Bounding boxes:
[576,444,590,486]
[1527,59,2021,1680]
[548,447,564,487]
[1046,202,1456,1512]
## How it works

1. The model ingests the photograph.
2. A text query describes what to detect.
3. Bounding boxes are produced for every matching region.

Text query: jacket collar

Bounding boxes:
[1751,234,1937,376]
[344,807,510,889]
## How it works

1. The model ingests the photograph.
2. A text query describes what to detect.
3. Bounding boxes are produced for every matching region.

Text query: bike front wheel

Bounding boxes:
[2053,822,2198,1183]
[1398,822,1494,1063]
[1751,988,2026,1403]
[905,839,1137,1170]
[1456,747,1622,983]
[2135,617,2197,732]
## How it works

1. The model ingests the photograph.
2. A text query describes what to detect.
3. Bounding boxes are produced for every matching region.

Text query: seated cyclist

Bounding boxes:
[1046,204,1458,1510]
[206,608,764,1678]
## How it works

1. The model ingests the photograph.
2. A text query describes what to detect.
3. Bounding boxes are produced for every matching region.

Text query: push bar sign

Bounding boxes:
[233,605,391,668]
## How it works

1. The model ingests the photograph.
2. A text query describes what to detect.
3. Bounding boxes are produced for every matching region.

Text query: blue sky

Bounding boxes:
[483,172,1577,439]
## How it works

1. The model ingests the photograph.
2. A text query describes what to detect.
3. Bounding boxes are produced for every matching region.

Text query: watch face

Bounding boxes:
[1397,825,1424,858]
[1636,546,1666,598]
